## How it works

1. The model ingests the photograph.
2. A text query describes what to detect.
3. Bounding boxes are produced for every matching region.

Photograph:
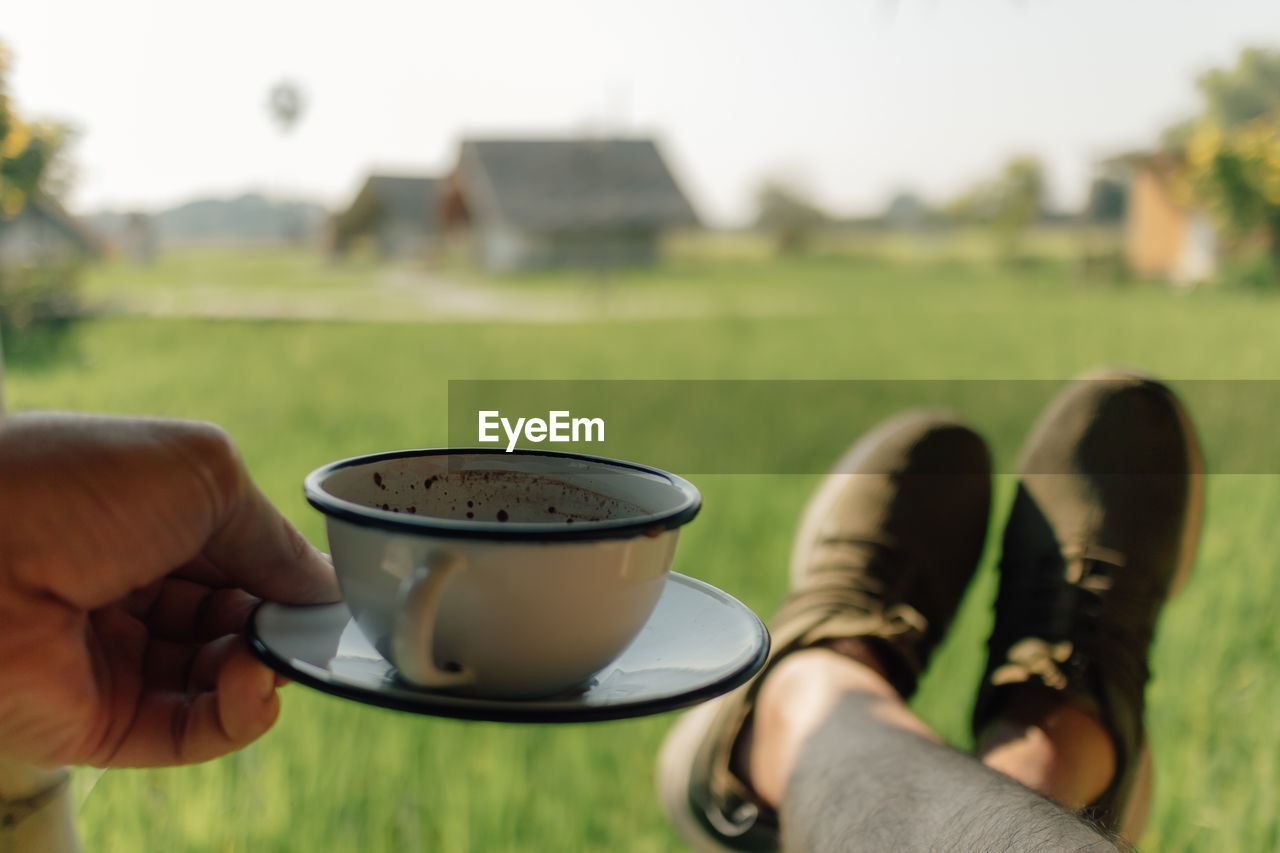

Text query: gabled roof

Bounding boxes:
[334,174,442,242]
[358,174,441,227]
[457,138,699,231]
[1102,149,1186,173]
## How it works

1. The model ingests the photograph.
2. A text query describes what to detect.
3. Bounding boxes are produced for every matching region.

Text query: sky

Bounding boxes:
[3,0,1279,225]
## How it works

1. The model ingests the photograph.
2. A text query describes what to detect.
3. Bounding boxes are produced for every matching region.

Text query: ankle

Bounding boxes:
[739,647,923,808]
[822,636,898,685]
[978,685,1117,810]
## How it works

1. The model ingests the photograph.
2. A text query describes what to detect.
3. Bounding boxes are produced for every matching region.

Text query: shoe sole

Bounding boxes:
[656,699,757,853]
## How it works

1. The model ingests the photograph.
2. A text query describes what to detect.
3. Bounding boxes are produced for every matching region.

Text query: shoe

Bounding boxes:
[657,411,992,852]
[973,370,1204,832]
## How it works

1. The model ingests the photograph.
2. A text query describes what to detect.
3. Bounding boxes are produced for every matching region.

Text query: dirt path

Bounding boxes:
[80,267,813,324]
[81,269,682,323]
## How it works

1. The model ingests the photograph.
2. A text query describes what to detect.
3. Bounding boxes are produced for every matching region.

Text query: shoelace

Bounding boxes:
[992,543,1126,689]
[780,538,930,633]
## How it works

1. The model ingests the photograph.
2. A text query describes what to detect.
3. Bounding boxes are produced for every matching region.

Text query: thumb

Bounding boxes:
[201,478,340,605]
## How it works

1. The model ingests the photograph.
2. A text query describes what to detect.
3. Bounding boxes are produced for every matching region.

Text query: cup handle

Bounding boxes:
[391,552,475,688]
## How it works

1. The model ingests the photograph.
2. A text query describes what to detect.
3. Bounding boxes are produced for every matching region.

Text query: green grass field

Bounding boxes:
[6,245,1280,851]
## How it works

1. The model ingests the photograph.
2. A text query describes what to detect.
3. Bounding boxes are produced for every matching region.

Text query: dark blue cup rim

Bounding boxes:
[304,448,701,542]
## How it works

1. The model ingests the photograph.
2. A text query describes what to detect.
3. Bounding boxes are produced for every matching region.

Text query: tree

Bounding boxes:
[1185,117,1280,269]
[0,44,80,360]
[754,179,828,254]
[267,79,307,135]
[990,157,1044,252]
[947,155,1046,259]
[1174,48,1280,272]
[266,80,307,243]
[1196,47,1280,131]
[0,45,63,218]
[1165,47,1280,146]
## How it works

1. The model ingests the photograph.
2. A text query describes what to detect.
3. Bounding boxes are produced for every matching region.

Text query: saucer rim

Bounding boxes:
[247,572,769,724]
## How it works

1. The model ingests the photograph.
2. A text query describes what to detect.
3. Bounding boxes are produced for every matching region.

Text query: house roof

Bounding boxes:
[457,138,699,231]
[0,193,104,257]
[368,174,442,224]
[343,174,442,233]
[1106,150,1204,213]
[1102,149,1185,172]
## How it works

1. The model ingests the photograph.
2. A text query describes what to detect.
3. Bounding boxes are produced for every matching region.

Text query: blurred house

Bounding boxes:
[0,194,102,267]
[441,137,699,271]
[1122,153,1218,286]
[332,174,442,258]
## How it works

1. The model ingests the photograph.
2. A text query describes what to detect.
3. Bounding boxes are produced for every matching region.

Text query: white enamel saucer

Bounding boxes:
[248,572,769,723]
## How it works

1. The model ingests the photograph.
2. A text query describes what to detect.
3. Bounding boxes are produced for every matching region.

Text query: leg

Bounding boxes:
[750,649,1119,853]
[657,412,995,851]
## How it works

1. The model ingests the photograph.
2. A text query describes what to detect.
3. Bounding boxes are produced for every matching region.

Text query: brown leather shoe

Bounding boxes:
[657,411,992,851]
[973,371,1204,833]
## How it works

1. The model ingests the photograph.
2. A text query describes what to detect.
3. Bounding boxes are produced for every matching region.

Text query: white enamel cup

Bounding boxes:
[304,449,701,698]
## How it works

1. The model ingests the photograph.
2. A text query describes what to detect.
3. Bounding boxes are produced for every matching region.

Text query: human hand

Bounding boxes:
[0,413,339,768]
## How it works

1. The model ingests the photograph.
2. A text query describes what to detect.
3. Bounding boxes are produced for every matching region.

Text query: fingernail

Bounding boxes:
[255,664,277,702]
